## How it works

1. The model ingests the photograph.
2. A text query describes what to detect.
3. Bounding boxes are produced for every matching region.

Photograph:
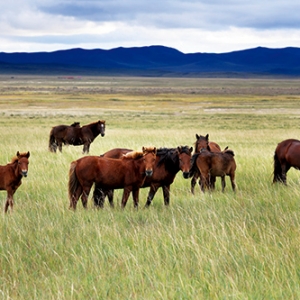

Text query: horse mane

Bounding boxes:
[123,151,144,159]
[122,146,156,160]
[10,156,19,163]
[156,148,178,171]
[83,120,105,129]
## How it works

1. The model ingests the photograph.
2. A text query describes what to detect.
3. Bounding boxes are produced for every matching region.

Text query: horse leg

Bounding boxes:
[132,188,140,208]
[221,176,226,192]
[93,185,105,208]
[191,174,197,194]
[5,194,14,213]
[162,185,171,206]
[145,184,159,207]
[81,185,92,209]
[121,188,131,208]
[200,173,208,192]
[281,164,290,185]
[210,175,216,190]
[4,188,17,213]
[58,141,63,153]
[107,190,114,208]
[229,173,236,192]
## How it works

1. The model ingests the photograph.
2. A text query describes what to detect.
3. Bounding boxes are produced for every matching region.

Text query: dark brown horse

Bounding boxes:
[0,151,30,213]
[273,139,300,184]
[191,134,222,193]
[93,146,193,208]
[68,147,157,210]
[190,149,236,192]
[49,120,105,153]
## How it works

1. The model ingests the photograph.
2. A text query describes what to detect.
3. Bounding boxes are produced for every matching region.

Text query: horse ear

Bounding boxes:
[196,134,199,139]
[190,147,193,153]
[16,151,20,157]
[205,134,209,141]
[153,147,157,154]
[26,151,30,158]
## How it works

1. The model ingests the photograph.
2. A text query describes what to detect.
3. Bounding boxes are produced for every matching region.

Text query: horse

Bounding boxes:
[93,145,193,208]
[191,134,223,193]
[190,149,236,192]
[49,120,105,153]
[273,139,300,184]
[68,147,157,210]
[0,151,30,213]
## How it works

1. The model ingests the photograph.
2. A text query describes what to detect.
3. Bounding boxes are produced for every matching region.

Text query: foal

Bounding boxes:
[190,149,236,192]
[0,151,30,213]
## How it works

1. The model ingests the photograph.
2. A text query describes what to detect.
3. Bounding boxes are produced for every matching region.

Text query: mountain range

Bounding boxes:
[0,45,300,77]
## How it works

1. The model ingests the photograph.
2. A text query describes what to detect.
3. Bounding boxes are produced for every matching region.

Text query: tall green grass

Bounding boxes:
[1,76,300,299]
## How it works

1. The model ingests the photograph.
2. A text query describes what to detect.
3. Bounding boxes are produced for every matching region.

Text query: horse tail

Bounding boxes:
[68,161,80,207]
[224,149,235,156]
[273,150,282,183]
[48,128,56,152]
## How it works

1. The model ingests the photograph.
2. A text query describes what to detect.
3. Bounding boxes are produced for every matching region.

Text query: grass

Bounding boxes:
[1,76,300,299]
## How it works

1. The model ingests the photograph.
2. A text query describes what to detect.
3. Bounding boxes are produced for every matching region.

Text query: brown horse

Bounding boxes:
[49,120,105,153]
[273,139,300,184]
[191,134,222,193]
[68,147,157,210]
[0,151,30,213]
[93,146,193,207]
[190,149,236,192]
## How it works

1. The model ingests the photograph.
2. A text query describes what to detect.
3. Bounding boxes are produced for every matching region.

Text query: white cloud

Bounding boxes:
[1,0,300,53]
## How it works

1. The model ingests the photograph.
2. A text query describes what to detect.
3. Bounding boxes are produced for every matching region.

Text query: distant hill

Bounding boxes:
[0,45,300,77]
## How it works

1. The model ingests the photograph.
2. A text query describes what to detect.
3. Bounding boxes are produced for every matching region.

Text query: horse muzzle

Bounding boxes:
[182,172,190,179]
[145,170,153,177]
[101,133,105,137]
[22,171,28,177]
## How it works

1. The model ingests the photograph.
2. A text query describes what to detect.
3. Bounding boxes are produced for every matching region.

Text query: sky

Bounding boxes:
[1,0,300,54]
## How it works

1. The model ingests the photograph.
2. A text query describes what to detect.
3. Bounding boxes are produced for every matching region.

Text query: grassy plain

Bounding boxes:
[1,75,300,299]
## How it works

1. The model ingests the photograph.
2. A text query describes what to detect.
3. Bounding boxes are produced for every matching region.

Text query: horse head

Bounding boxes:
[177,146,193,178]
[142,146,157,177]
[70,122,80,127]
[16,151,30,177]
[195,134,210,152]
[98,120,106,137]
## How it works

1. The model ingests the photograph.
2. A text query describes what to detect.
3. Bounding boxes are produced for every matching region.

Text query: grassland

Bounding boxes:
[1,75,300,299]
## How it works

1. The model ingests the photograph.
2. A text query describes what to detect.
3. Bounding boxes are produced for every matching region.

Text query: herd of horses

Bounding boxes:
[1,119,300,213]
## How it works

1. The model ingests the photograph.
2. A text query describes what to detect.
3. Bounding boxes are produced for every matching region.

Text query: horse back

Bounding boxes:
[276,139,300,157]
[75,156,145,189]
[50,125,69,138]
[283,140,300,168]
[209,142,221,152]
[197,151,236,176]
[101,148,132,158]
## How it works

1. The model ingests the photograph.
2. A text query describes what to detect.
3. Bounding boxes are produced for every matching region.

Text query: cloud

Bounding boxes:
[36,0,300,30]
[1,0,300,53]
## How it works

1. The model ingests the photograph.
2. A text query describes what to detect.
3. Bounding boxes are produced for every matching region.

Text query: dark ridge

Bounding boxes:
[1,45,300,77]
